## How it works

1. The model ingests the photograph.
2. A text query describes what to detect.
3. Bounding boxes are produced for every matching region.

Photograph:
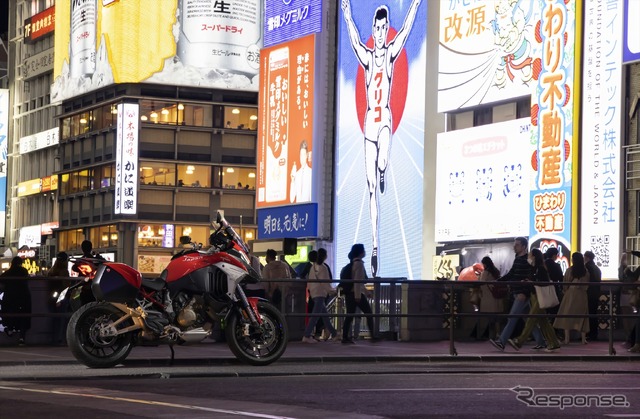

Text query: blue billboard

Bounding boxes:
[257,203,318,239]
[264,0,323,47]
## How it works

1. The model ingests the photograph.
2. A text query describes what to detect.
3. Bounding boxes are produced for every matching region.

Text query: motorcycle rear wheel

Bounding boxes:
[67,302,134,368]
[226,301,288,366]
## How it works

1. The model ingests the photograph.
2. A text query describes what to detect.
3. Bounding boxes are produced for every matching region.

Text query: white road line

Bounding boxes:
[0,350,64,359]
[0,385,299,419]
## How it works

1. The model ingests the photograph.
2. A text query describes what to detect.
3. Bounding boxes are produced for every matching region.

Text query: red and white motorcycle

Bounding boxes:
[65,212,288,367]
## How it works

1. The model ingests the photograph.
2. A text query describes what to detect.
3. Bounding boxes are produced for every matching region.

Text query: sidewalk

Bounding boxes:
[0,338,638,367]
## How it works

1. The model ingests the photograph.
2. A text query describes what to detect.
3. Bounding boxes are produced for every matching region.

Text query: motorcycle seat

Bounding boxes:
[142,277,166,291]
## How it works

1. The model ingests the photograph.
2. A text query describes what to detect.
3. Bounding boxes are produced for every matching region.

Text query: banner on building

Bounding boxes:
[581,0,624,278]
[529,0,578,262]
[115,103,139,215]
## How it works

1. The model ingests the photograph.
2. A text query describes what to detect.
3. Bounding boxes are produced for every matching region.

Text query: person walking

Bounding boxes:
[243,254,266,298]
[302,250,338,343]
[262,249,292,308]
[584,250,602,342]
[489,237,532,351]
[507,248,561,352]
[48,252,72,345]
[0,257,32,346]
[341,244,377,344]
[476,256,504,340]
[553,252,590,344]
[544,247,564,341]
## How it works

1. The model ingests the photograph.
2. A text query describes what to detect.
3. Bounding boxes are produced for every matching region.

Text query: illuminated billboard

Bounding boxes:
[115,103,139,215]
[264,0,323,47]
[257,34,315,209]
[19,127,59,154]
[435,118,533,242]
[581,0,623,278]
[335,0,426,279]
[438,0,542,112]
[0,90,7,238]
[529,0,577,259]
[24,5,55,44]
[53,0,262,102]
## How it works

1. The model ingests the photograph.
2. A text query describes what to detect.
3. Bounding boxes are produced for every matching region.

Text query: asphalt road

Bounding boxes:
[1,361,640,418]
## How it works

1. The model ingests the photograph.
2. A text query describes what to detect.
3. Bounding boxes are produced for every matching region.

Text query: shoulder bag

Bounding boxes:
[535,283,559,309]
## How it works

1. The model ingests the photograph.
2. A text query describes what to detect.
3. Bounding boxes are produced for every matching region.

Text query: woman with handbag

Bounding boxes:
[475,256,504,340]
[507,249,561,352]
[553,252,590,345]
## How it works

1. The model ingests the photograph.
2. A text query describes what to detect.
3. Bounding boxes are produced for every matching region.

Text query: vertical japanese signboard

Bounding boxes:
[438,0,542,112]
[115,103,139,215]
[256,34,316,239]
[335,0,426,279]
[0,90,7,237]
[529,0,577,258]
[581,0,623,278]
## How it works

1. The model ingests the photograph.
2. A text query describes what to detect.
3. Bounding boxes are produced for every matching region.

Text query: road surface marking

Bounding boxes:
[0,384,298,419]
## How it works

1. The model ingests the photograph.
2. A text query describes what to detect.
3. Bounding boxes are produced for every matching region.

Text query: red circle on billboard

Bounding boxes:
[354,28,409,135]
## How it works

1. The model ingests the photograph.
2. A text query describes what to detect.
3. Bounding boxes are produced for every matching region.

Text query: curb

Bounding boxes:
[1,354,639,368]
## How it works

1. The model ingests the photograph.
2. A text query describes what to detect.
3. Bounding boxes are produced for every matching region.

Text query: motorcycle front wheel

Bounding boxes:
[67,302,134,368]
[225,301,288,366]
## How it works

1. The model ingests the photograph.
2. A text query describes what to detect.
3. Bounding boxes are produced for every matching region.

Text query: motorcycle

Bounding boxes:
[64,212,288,368]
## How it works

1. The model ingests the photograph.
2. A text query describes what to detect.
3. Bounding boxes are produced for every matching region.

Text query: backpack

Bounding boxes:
[338,262,354,294]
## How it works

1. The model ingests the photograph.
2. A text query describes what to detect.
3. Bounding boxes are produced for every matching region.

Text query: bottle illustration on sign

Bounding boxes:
[265,46,289,203]
[176,0,262,76]
[70,0,97,79]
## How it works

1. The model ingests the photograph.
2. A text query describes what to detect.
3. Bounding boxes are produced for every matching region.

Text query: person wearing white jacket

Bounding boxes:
[302,251,338,343]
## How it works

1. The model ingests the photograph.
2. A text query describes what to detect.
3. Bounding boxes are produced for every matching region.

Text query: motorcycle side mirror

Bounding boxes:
[179,236,191,245]
[216,212,222,224]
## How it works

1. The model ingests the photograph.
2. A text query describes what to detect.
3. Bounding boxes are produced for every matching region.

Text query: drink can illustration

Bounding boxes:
[265,46,289,203]
[176,0,262,76]
[70,0,97,78]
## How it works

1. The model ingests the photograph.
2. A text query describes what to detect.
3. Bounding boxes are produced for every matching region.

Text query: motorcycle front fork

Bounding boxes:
[235,286,263,326]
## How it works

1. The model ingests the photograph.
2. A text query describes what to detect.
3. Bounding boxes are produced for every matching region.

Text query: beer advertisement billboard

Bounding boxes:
[53,0,263,102]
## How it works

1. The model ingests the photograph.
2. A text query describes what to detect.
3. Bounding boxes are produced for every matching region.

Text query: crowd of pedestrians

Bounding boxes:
[477,237,639,354]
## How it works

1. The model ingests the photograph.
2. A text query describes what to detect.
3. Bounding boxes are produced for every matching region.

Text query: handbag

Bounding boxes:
[535,284,560,309]
[469,288,481,306]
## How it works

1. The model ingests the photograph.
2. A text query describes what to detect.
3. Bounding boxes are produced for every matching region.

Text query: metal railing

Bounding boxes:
[1,275,639,356]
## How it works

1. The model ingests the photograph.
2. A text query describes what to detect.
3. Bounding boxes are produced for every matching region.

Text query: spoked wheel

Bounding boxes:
[67,302,134,368]
[225,301,288,366]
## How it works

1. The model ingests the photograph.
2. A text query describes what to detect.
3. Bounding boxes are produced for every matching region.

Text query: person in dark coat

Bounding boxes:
[584,250,602,341]
[48,252,72,345]
[544,247,565,341]
[0,257,32,345]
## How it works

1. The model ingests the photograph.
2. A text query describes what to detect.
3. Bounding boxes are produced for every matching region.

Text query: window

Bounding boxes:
[138,224,174,248]
[140,100,180,125]
[93,225,119,249]
[177,225,209,247]
[223,106,258,130]
[139,162,176,186]
[220,166,255,190]
[177,164,210,188]
[58,229,85,252]
[181,103,213,127]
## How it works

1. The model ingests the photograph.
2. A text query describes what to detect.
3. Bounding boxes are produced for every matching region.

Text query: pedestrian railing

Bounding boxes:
[1,275,638,356]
